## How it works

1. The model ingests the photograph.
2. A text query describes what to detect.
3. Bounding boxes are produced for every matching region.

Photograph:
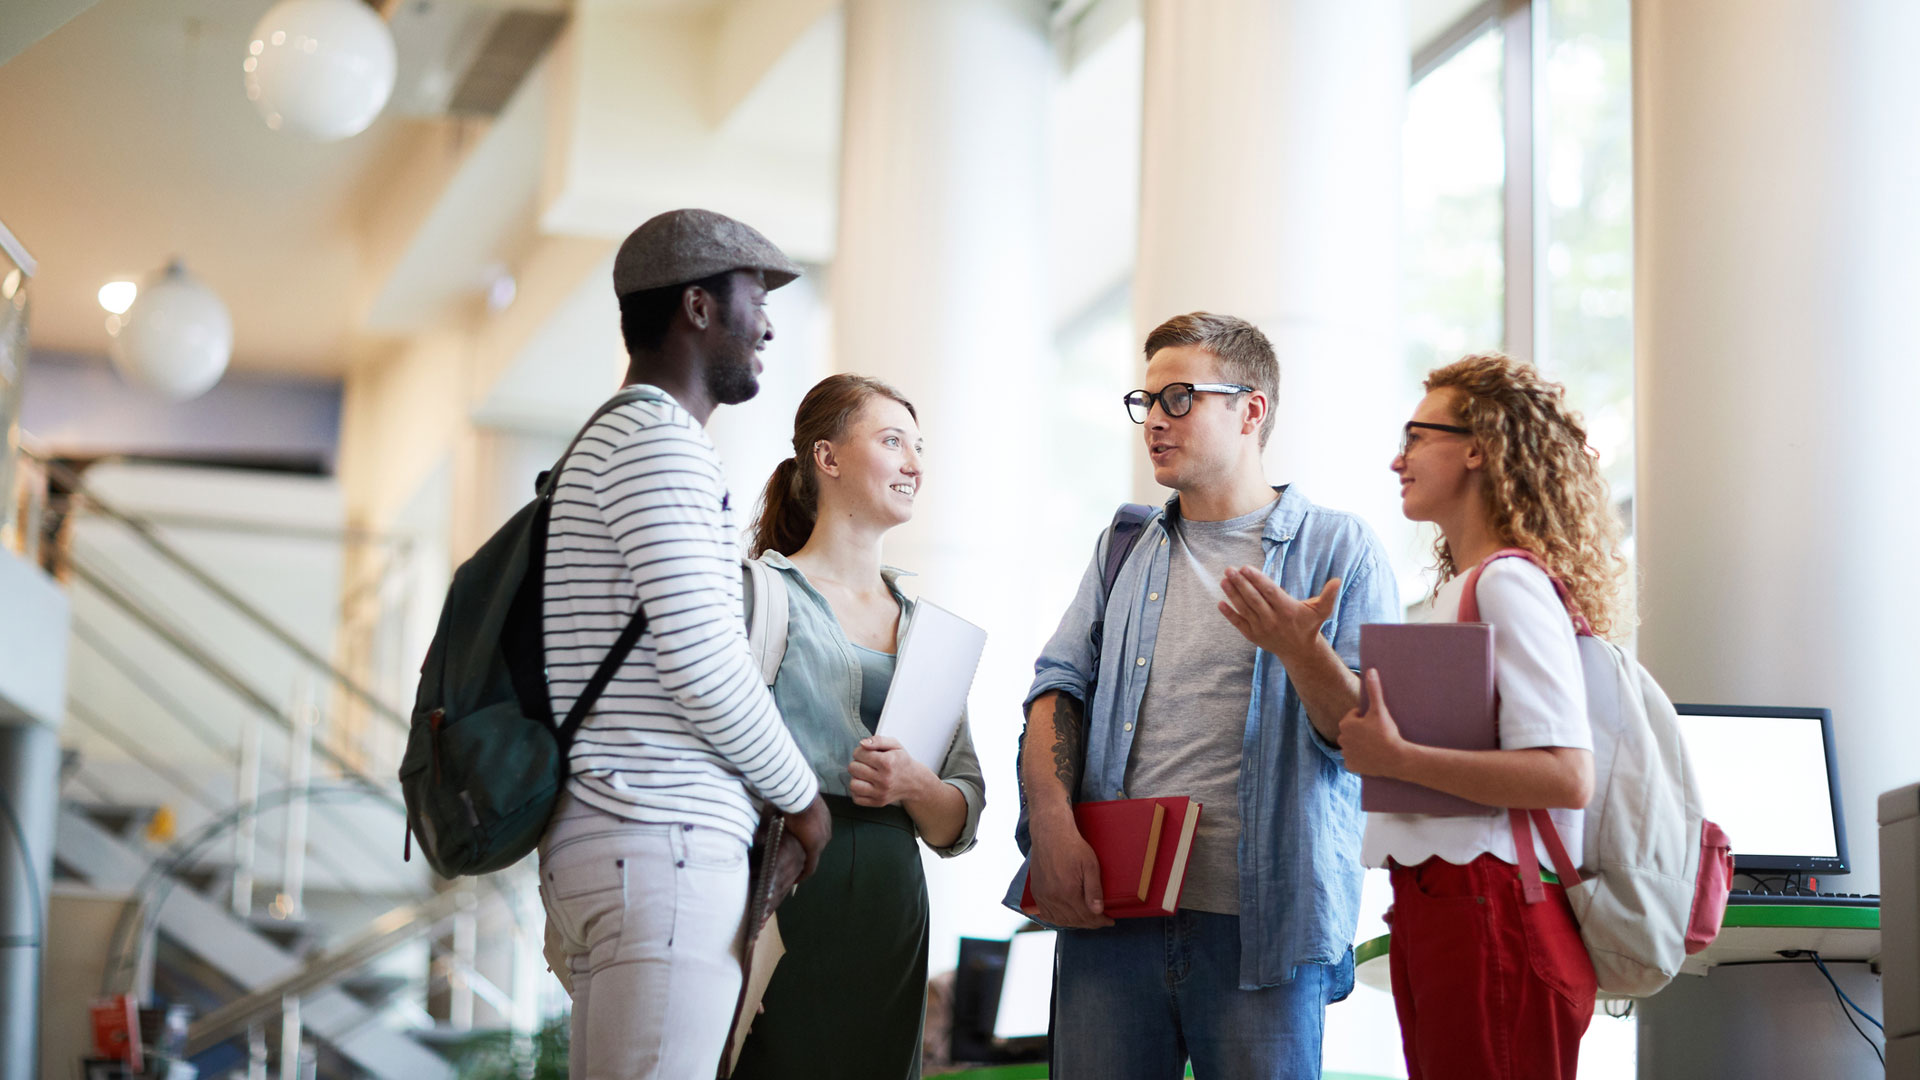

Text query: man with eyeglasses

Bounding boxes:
[1007,312,1399,1079]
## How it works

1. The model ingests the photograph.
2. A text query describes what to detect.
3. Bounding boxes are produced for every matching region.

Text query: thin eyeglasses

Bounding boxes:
[1398,420,1474,458]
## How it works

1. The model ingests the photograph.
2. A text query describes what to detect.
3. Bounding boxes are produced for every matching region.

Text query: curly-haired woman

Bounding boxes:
[1337,353,1630,1079]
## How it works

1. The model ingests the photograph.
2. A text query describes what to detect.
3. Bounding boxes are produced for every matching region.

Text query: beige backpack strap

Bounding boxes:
[742,558,790,686]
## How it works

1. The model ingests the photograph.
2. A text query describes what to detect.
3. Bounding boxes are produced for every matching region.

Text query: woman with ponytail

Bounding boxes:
[1338,353,1628,1079]
[732,374,983,1080]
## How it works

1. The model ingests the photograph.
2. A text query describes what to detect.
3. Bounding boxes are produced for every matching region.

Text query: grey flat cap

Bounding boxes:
[612,208,802,295]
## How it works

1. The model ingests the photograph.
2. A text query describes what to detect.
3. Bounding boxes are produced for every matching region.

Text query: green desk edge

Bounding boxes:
[947,908,1879,1080]
[1718,903,1880,929]
[936,1060,1390,1068]
[1354,902,1879,966]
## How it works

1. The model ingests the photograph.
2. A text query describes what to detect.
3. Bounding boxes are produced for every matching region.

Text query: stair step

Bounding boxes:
[73,801,162,838]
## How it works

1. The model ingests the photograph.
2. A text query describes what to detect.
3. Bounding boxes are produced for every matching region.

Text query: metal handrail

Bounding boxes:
[184,887,475,1055]
[66,699,226,817]
[67,619,401,912]
[64,553,392,790]
[71,619,235,757]
[28,450,410,734]
[0,217,34,278]
[61,700,392,914]
[107,508,413,548]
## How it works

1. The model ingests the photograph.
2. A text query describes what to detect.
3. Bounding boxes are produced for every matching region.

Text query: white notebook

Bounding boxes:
[874,599,987,768]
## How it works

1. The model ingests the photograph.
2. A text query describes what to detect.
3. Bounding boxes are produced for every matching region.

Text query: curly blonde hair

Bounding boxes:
[1424,353,1632,638]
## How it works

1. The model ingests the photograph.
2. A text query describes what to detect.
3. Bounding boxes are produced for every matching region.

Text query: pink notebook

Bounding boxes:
[1358,623,1500,816]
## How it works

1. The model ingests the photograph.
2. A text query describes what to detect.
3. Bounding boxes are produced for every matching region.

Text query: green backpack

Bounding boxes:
[399,386,662,878]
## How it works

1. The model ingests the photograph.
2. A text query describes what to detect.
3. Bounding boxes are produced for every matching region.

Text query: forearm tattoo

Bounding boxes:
[1050,694,1086,795]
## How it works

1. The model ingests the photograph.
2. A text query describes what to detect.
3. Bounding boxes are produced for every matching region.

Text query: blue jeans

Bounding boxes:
[1053,911,1352,1080]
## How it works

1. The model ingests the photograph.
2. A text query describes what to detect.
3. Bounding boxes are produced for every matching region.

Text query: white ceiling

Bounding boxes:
[0,0,429,376]
[1,0,1487,382]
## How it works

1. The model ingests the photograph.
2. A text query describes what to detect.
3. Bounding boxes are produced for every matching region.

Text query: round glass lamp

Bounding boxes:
[108,261,233,401]
[244,0,396,141]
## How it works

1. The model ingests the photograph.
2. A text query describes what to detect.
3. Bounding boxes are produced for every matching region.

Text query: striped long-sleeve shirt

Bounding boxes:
[541,387,819,843]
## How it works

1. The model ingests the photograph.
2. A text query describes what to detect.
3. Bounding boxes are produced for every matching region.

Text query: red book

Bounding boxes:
[1023,797,1202,919]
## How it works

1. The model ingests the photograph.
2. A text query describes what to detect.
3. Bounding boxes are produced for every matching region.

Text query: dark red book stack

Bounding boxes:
[1023,796,1201,919]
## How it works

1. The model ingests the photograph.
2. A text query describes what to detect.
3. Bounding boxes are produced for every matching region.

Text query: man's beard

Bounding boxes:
[703,316,762,405]
[704,349,759,405]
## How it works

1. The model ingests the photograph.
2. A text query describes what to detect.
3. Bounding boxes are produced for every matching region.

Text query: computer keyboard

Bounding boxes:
[1726,889,1880,907]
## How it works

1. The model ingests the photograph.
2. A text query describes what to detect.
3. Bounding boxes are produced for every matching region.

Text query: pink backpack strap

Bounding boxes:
[1457,547,1594,636]
[1462,548,1592,902]
[1510,808,1584,903]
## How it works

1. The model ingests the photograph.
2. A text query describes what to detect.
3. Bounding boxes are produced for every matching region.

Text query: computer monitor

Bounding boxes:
[992,929,1056,1040]
[948,931,1051,1064]
[1673,704,1849,875]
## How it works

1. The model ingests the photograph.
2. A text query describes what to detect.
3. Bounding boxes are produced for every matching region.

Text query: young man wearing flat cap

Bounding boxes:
[536,208,833,1077]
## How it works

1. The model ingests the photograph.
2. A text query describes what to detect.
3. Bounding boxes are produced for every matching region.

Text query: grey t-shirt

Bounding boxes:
[1123,497,1275,916]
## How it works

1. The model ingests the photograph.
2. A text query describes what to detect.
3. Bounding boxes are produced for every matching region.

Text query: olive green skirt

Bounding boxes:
[732,795,929,1080]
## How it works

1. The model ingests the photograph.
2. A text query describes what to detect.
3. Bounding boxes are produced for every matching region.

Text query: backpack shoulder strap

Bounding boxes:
[1465,547,1593,900]
[1101,503,1157,598]
[556,604,648,746]
[1458,547,1594,636]
[547,387,672,743]
[742,558,790,686]
[1088,502,1156,662]
[536,384,669,498]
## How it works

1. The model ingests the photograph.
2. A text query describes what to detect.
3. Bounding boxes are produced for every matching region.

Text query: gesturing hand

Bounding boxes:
[1217,567,1342,663]
[1337,670,1411,778]
[849,736,936,808]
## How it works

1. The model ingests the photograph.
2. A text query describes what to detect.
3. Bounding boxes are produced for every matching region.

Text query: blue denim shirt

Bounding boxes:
[1003,486,1400,989]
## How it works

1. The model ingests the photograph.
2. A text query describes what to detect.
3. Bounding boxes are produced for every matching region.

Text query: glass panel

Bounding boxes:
[1543,0,1635,511]
[1326,27,1518,1080]
[1547,12,1640,1072]
[1403,27,1507,385]
[0,253,27,548]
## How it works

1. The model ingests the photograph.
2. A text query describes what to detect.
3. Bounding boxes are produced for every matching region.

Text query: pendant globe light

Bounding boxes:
[243,0,396,141]
[108,261,233,401]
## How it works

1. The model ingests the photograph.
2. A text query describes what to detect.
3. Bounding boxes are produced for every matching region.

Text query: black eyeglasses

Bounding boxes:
[1124,382,1254,424]
[1399,421,1473,457]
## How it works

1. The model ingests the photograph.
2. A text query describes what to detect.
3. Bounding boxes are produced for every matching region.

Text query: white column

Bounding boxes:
[832,0,1052,968]
[1633,0,1920,894]
[1634,2,1919,1073]
[1132,0,1408,544]
[1129,12,1412,1075]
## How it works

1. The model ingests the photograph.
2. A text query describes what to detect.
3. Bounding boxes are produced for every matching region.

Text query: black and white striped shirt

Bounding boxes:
[542,387,818,843]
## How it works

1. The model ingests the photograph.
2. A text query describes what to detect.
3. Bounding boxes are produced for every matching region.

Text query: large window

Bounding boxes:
[1362,3,1638,1077]
[0,238,28,550]
[1403,26,1506,384]
[1402,0,1636,560]
[1541,0,1635,511]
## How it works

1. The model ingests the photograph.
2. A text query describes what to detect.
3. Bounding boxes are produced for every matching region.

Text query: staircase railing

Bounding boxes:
[21,449,545,1069]
[27,450,410,738]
